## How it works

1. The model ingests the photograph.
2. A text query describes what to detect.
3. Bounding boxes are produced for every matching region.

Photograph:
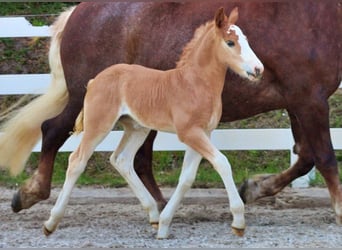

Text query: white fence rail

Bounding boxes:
[1,17,342,187]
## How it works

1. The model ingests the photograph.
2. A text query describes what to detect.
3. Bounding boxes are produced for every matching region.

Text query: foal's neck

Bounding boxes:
[177,27,228,90]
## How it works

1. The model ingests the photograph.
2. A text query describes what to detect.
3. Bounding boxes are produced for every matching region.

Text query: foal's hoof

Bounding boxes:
[151,222,159,230]
[43,225,53,237]
[232,227,245,237]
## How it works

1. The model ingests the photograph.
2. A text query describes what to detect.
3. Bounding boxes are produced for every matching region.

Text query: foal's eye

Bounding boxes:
[226,40,235,47]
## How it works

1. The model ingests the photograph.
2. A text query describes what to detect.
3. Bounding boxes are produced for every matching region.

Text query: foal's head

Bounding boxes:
[215,7,263,81]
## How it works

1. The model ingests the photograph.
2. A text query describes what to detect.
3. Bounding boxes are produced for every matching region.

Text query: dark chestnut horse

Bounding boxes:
[2,1,341,224]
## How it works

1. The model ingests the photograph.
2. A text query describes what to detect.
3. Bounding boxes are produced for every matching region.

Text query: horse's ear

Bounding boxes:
[228,7,239,25]
[215,7,228,28]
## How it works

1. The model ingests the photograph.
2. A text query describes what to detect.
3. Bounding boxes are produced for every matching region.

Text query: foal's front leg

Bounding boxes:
[166,128,245,237]
[158,146,202,239]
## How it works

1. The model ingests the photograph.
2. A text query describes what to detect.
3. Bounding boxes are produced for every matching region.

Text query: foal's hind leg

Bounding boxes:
[109,121,159,225]
[158,128,245,239]
[12,97,84,213]
[44,103,119,235]
[43,143,93,235]
[43,134,109,235]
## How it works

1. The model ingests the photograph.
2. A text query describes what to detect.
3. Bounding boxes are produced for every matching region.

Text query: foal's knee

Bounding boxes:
[212,153,231,176]
[110,153,132,177]
[179,176,196,191]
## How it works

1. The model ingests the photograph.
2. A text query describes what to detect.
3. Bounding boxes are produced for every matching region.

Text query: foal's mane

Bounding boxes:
[176,21,215,68]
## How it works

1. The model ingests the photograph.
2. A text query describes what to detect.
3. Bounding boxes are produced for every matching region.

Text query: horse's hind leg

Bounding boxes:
[110,120,159,225]
[12,97,84,213]
[239,112,315,202]
[240,99,342,224]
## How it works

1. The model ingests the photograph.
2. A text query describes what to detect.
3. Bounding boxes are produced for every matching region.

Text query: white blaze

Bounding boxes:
[228,25,263,75]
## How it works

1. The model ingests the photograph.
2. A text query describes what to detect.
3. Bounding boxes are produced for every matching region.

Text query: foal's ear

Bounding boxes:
[228,7,239,25]
[215,7,228,28]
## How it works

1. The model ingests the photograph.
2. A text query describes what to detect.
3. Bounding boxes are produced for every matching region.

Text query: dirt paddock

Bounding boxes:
[1,186,342,248]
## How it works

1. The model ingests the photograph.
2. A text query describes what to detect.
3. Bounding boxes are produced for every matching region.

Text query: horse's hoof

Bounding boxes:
[43,225,53,237]
[232,226,245,237]
[151,222,159,230]
[239,174,276,204]
[238,180,250,204]
[11,192,22,213]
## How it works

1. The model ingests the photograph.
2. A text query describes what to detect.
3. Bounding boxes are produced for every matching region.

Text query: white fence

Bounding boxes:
[1,17,342,187]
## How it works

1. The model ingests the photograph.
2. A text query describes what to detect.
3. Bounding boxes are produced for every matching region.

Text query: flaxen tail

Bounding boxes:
[0,7,76,176]
[73,79,94,134]
[74,108,84,134]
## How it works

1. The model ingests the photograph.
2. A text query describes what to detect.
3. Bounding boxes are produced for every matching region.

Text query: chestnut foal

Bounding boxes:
[43,7,263,239]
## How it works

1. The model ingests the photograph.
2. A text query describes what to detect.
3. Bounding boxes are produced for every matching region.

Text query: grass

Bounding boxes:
[0,2,341,189]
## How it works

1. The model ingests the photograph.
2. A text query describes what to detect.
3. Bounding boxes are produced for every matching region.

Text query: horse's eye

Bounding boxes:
[226,40,235,47]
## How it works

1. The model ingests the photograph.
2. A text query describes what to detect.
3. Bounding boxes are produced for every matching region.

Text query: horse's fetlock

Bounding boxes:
[40,189,51,200]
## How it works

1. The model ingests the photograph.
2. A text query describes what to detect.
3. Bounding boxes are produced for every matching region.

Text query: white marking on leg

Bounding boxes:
[110,128,159,224]
[44,150,89,233]
[158,147,202,239]
[211,150,245,230]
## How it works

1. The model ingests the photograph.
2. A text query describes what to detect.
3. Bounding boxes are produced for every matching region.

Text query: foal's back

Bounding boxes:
[89,57,223,133]
[89,63,179,132]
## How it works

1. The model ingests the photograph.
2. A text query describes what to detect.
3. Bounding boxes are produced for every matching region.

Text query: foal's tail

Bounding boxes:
[73,79,94,134]
[74,109,84,134]
[0,7,76,176]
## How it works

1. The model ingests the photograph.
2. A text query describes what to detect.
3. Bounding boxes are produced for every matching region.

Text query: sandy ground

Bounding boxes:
[1,186,342,248]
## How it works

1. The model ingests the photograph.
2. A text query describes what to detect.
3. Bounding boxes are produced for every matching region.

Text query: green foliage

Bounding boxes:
[0,2,78,26]
[1,38,28,63]
[0,2,78,16]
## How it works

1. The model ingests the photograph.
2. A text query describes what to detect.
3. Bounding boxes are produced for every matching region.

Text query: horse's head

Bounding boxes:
[215,7,263,82]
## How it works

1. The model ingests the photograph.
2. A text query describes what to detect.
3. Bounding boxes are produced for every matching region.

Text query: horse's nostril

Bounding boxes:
[255,67,261,77]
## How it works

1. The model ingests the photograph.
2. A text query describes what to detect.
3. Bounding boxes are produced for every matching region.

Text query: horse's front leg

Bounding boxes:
[12,99,83,213]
